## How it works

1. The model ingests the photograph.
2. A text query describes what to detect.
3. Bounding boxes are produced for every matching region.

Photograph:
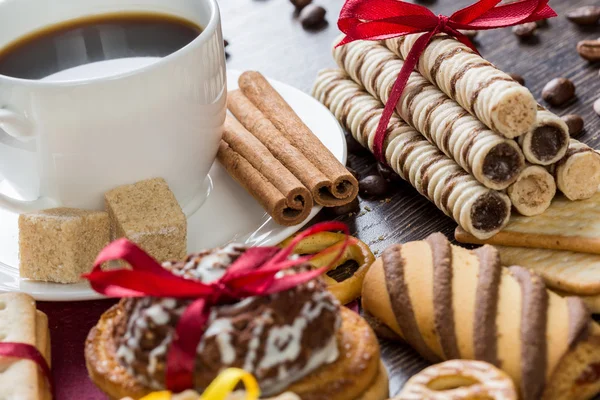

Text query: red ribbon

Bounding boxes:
[0,342,53,398]
[83,221,350,393]
[337,0,556,164]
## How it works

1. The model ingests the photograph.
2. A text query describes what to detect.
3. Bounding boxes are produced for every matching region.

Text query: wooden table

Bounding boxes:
[38,0,600,398]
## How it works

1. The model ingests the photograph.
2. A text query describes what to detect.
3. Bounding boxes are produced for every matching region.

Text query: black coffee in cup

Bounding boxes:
[0,12,202,80]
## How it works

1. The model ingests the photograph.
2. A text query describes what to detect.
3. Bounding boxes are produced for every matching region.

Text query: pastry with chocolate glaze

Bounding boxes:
[362,233,600,400]
[86,244,389,400]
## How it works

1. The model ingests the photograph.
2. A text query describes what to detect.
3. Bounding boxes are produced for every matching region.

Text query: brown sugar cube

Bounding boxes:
[19,208,110,283]
[105,178,187,263]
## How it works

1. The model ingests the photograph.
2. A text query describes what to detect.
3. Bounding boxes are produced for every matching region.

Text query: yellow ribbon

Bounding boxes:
[138,368,261,400]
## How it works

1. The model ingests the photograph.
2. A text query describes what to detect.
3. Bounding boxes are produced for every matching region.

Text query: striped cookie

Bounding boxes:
[333,37,525,191]
[384,33,537,139]
[312,69,511,239]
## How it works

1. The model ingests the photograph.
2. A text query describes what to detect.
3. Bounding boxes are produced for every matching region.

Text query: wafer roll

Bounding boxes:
[333,38,525,191]
[312,69,511,239]
[384,34,537,139]
[552,139,600,201]
[238,71,358,207]
[507,164,556,216]
[217,116,313,226]
[0,293,51,400]
[362,233,600,400]
[518,106,569,165]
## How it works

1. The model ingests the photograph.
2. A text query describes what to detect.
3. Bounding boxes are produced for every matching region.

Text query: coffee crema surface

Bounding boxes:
[0,12,202,80]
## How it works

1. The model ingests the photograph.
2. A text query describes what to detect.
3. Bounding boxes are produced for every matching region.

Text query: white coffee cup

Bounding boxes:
[0,0,227,213]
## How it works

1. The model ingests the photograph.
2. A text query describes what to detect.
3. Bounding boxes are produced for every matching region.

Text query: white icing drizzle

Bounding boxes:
[261,335,340,396]
[165,243,247,283]
[243,309,272,372]
[145,304,170,325]
[203,318,236,364]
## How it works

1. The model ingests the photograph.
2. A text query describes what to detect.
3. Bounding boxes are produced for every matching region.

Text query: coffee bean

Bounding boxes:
[542,78,575,106]
[512,22,537,38]
[577,39,600,62]
[458,30,478,39]
[377,162,401,183]
[508,73,525,86]
[290,0,312,11]
[328,197,360,216]
[345,132,367,155]
[299,4,326,29]
[566,6,600,25]
[359,175,389,198]
[561,114,584,137]
[594,98,600,117]
[346,166,360,181]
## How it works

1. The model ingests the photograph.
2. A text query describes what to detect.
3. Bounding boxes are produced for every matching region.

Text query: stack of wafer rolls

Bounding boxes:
[384,34,537,139]
[382,33,596,201]
[333,37,526,191]
[312,69,511,239]
[0,293,51,400]
[218,71,359,226]
[362,233,600,400]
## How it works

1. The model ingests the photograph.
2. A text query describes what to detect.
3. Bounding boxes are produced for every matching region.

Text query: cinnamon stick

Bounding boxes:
[238,71,358,206]
[217,116,313,226]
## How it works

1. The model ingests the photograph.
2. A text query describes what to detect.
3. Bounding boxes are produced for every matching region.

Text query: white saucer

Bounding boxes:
[0,68,346,301]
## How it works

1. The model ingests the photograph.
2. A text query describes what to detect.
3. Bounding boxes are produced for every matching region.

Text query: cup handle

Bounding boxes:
[0,108,55,212]
[0,107,35,140]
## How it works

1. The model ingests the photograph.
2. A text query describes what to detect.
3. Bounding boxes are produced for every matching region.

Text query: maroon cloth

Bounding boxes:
[38,300,116,400]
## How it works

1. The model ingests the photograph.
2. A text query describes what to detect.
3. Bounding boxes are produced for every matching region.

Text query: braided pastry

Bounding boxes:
[362,233,600,400]
[312,69,511,239]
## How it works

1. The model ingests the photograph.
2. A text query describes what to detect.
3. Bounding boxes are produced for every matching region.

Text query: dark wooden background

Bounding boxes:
[39,0,600,398]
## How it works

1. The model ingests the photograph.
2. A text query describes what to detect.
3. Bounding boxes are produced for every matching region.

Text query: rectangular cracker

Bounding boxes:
[495,245,600,297]
[0,293,50,400]
[455,190,600,254]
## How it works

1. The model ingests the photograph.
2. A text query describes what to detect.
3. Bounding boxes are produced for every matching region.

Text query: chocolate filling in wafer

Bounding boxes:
[530,125,568,162]
[471,192,509,232]
[482,143,523,183]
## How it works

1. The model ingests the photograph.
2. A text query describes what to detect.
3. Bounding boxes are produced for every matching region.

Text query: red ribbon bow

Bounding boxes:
[83,221,350,393]
[0,343,53,398]
[337,0,556,163]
